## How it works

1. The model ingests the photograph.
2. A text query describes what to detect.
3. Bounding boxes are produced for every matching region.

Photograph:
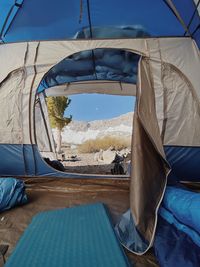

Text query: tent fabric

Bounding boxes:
[0,0,199,48]
[0,38,199,146]
[0,37,199,175]
[0,144,117,178]
[0,144,199,182]
[165,146,200,181]
[0,178,27,212]
[35,93,56,158]
[0,37,199,254]
[0,0,199,260]
[129,57,170,253]
[115,209,149,254]
[161,62,200,146]
[44,81,137,97]
[38,49,140,93]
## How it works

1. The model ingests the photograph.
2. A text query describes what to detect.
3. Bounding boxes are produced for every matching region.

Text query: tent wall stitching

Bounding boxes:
[28,42,40,175]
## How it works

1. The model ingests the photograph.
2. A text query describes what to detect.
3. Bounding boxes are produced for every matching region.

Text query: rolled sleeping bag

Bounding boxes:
[162,186,200,234]
[154,186,200,267]
[0,178,28,212]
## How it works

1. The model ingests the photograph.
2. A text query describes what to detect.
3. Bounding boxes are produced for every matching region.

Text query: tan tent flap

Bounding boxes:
[130,58,170,254]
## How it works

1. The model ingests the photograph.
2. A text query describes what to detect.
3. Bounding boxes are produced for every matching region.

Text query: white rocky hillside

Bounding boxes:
[53,112,134,145]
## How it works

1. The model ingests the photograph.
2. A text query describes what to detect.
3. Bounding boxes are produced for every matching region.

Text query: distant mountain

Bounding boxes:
[53,112,134,145]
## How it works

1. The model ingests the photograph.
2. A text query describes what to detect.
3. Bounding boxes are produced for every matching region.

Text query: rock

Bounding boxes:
[94,149,104,162]
[94,152,99,162]
[70,144,77,149]
[118,148,131,161]
[102,149,116,164]
[94,149,116,164]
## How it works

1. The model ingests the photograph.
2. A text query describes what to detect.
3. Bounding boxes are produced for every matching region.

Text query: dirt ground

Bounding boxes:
[0,177,158,267]
[60,147,130,175]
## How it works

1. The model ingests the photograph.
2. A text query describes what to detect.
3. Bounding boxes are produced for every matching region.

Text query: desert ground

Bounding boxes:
[59,146,131,175]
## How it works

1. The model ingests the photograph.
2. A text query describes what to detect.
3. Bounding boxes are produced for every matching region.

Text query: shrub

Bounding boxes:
[78,135,131,153]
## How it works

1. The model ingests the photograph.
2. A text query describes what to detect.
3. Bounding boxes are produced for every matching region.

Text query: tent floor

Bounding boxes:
[0,177,158,267]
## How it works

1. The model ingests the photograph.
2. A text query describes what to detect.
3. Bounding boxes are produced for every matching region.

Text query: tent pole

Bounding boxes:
[163,0,191,36]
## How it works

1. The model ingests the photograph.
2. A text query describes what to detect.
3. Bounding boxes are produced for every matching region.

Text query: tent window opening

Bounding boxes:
[34,48,141,177]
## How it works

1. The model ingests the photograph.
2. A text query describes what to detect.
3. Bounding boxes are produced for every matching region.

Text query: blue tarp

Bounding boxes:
[0,178,27,212]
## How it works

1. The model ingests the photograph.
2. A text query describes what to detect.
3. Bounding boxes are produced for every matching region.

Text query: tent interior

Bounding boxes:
[0,1,200,267]
[1,36,200,267]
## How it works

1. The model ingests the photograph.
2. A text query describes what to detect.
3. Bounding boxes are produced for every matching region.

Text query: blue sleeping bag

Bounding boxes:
[0,178,27,212]
[154,186,200,267]
[162,187,200,235]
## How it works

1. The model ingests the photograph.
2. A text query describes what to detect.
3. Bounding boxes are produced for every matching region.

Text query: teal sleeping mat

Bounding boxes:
[5,203,130,267]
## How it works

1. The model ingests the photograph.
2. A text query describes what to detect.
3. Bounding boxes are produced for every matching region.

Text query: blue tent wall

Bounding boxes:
[0,144,199,181]
[165,146,200,182]
[0,0,199,47]
[0,144,117,178]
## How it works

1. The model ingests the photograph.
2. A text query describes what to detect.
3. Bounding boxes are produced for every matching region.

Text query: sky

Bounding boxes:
[64,94,136,121]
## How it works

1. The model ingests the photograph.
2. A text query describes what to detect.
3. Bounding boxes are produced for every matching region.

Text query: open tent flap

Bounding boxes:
[116,57,170,254]
[119,42,200,254]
